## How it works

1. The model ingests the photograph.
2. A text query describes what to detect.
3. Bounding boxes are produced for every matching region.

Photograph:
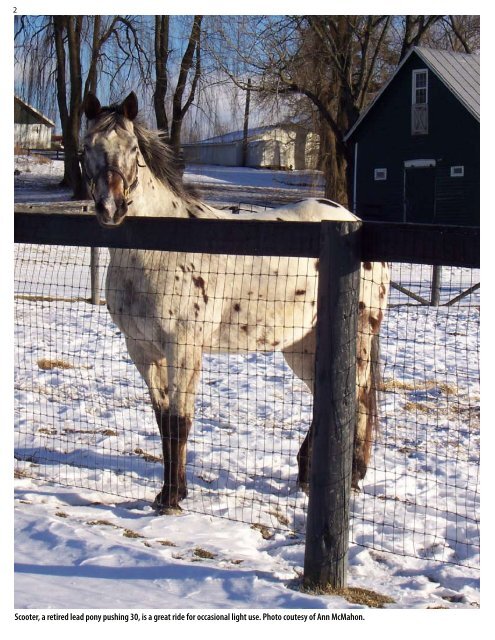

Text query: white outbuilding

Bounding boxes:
[182,124,319,170]
[14,95,55,150]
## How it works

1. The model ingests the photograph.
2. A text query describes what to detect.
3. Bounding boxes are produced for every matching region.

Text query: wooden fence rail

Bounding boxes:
[14,211,479,267]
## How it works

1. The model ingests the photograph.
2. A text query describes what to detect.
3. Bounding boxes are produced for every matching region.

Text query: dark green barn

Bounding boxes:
[345,47,480,226]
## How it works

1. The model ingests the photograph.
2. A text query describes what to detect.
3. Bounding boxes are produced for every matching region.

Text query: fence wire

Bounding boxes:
[14,242,480,568]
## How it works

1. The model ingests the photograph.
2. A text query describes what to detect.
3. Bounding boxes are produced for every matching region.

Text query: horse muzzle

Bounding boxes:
[95,198,128,228]
[88,165,138,228]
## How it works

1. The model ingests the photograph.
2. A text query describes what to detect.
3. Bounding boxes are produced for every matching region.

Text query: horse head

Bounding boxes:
[82,92,141,227]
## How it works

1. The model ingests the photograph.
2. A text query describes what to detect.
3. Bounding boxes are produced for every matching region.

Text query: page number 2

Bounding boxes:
[13,6,18,12]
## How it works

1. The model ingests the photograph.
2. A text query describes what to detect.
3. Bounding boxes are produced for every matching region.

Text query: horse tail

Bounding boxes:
[352,330,382,489]
[365,331,382,467]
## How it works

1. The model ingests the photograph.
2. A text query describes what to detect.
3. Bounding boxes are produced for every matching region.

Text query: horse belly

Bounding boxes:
[208,256,318,354]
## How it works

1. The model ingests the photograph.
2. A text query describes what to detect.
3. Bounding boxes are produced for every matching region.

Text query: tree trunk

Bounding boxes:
[53,15,85,198]
[66,16,85,199]
[319,126,351,207]
[170,15,202,155]
[154,15,170,135]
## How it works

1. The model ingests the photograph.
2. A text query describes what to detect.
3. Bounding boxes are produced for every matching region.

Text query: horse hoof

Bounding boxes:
[155,504,183,516]
[351,480,362,492]
[298,481,310,496]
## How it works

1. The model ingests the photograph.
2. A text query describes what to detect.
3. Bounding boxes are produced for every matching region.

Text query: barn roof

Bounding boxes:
[14,95,55,127]
[345,46,480,141]
[190,123,308,146]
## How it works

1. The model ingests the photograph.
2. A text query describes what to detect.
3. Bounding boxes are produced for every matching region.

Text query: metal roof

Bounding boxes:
[188,123,308,146]
[14,95,55,127]
[345,46,480,140]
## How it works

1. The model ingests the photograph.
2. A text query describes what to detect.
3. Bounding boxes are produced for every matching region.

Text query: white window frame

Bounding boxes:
[451,165,465,177]
[412,69,428,105]
[374,168,387,181]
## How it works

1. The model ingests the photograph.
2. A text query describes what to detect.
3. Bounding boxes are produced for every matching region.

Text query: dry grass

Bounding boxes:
[37,358,75,371]
[193,547,217,560]
[134,447,162,463]
[301,583,395,608]
[268,507,290,527]
[251,523,274,540]
[382,378,457,395]
[14,468,31,479]
[404,401,434,414]
[157,540,177,547]
[123,529,145,539]
[86,519,118,528]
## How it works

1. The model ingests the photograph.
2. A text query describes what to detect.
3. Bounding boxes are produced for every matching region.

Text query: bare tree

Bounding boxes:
[153,15,202,155]
[208,15,450,206]
[16,15,150,198]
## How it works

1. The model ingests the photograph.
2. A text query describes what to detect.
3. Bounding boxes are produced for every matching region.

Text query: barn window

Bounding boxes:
[411,69,428,135]
[374,168,387,181]
[451,165,465,177]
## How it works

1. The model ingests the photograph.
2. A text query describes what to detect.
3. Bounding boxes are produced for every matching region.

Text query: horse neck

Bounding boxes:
[130,163,197,218]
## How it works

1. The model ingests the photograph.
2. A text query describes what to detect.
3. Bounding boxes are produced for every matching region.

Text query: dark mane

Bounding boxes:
[88,108,196,200]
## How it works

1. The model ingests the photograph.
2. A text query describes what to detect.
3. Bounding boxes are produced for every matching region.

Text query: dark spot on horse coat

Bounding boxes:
[272,340,280,347]
[369,311,383,332]
[257,331,268,346]
[192,275,208,304]
[241,325,249,333]
[380,284,387,298]
[172,201,177,208]
[363,262,372,270]
[359,301,366,311]
[314,259,319,271]
[233,303,241,312]
[187,209,198,218]
[295,289,306,296]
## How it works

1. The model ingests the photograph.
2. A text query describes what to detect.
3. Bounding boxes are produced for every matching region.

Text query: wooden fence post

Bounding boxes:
[90,247,100,305]
[431,265,442,306]
[303,220,361,589]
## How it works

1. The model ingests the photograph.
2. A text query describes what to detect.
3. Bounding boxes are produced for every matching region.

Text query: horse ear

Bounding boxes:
[122,92,138,121]
[83,92,101,120]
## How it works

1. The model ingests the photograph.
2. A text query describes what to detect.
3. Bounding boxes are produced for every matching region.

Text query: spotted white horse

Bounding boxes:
[82,92,389,512]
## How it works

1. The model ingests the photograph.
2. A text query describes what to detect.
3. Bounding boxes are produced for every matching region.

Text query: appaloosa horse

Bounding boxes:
[82,91,389,512]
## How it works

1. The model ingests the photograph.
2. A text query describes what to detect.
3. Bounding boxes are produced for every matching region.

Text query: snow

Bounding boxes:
[13,155,480,620]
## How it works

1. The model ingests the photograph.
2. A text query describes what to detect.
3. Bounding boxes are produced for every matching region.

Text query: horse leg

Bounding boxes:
[353,262,388,489]
[123,337,185,509]
[153,343,203,512]
[282,330,315,494]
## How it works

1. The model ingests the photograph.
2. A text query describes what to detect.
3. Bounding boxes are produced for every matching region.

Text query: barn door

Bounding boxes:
[404,166,436,223]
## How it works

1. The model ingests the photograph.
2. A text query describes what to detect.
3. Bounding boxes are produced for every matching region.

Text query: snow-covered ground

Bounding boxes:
[13,154,480,614]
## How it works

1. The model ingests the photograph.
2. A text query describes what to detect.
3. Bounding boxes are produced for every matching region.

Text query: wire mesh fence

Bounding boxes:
[14,224,480,570]
[353,264,479,568]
